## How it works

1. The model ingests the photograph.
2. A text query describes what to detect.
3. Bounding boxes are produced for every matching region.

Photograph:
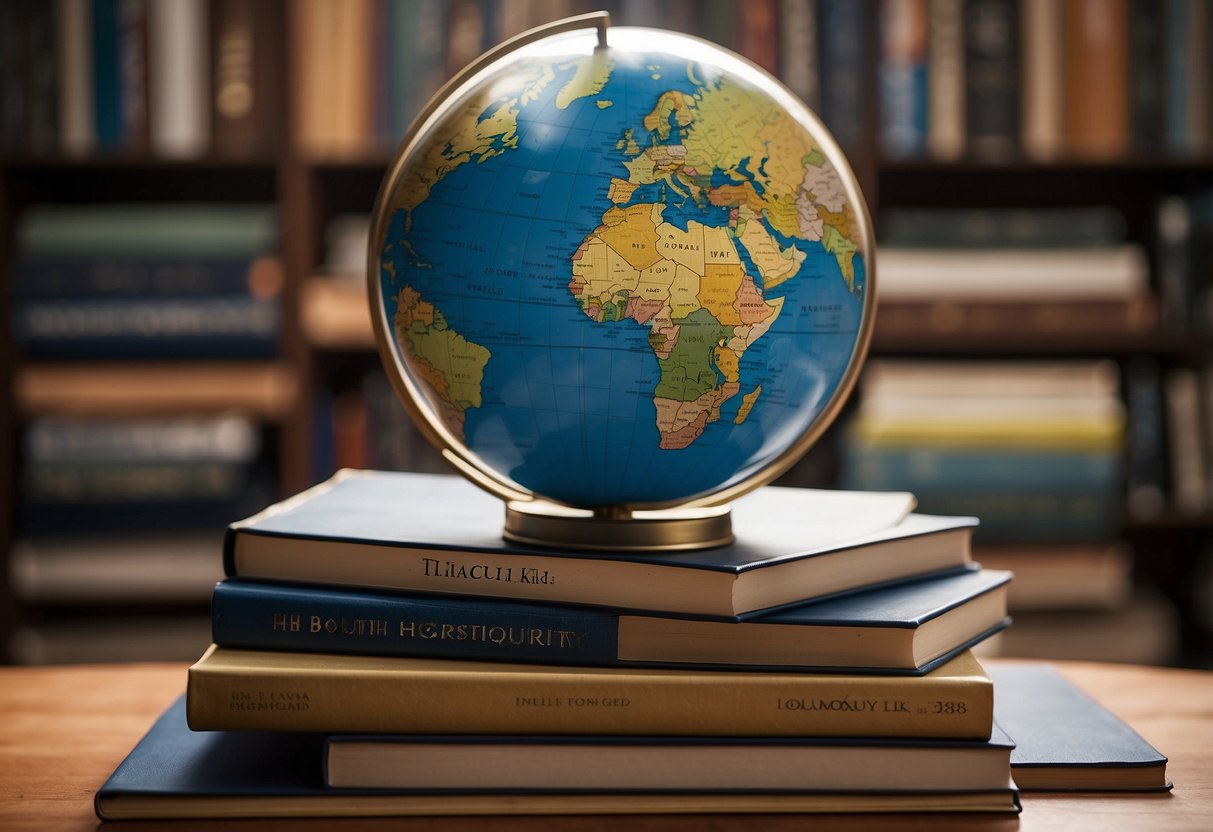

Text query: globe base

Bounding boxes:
[503,499,734,552]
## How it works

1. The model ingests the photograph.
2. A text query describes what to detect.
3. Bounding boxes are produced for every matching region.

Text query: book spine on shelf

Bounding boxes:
[841,444,1122,492]
[1128,0,1164,152]
[56,0,96,156]
[92,0,124,149]
[963,0,1020,160]
[1125,357,1168,519]
[817,0,869,155]
[904,489,1122,543]
[146,0,210,159]
[734,0,780,78]
[26,2,58,151]
[779,0,821,112]
[878,0,929,159]
[209,0,257,155]
[186,648,994,737]
[928,0,965,160]
[1062,0,1129,159]
[9,256,278,299]
[873,297,1158,339]
[12,296,281,360]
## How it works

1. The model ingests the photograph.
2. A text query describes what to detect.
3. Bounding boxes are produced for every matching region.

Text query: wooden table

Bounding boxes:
[1,659,1210,831]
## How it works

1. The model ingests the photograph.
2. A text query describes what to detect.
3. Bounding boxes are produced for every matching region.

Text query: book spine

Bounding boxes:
[873,297,1158,339]
[841,444,1122,492]
[9,256,272,299]
[26,1,59,151]
[1062,0,1129,159]
[1128,0,1164,151]
[210,0,258,156]
[250,0,286,155]
[927,0,965,160]
[963,0,1020,160]
[735,0,781,79]
[24,459,251,503]
[56,0,96,156]
[26,413,259,463]
[186,651,994,737]
[12,296,281,360]
[211,581,626,665]
[92,0,124,150]
[779,0,820,112]
[1125,357,1168,518]
[878,0,929,159]
[1020,0,1063,160]
[147,0,210,158]
[1163,0,1193,153]
[910,489,1122,543]
[118,0,149,152]
[817,0,869,154]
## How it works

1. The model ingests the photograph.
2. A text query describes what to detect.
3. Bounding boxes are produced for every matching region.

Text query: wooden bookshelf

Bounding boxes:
[1,0,1210,668]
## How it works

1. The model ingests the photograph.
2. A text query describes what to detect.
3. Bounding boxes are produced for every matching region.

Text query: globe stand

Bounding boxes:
[503,500,734,552]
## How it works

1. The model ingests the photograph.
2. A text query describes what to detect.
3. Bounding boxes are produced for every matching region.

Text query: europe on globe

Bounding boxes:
[370,14,874,538]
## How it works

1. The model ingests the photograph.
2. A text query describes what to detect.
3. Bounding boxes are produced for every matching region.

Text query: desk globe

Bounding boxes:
[369,13,875,551]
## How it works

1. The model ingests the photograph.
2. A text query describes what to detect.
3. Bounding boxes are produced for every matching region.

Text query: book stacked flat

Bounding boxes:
[99,469,1028,818]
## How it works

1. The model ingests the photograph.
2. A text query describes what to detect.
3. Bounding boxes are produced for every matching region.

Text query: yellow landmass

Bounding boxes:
[822,225,857,293]
[737,209,806,290]
[607,178,639,205]
[616,128,640,156]
[555,53,613,109]
[595,203,664,271]
[727,295,784,353]
[735,385,762,424]
[702,225,740,265]
[699,264,745,326]
[669,263,702,319]
[597,100,613,109]
[643,90,694,139]
[655,220,705,274]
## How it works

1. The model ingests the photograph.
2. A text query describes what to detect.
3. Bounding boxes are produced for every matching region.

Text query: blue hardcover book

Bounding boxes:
[841,444,1122,493]
[211,567,1011,674]
[12,295,281,359]
[817,0,869,155]
[95,696,1020,819]
[990,664,1171,792]
[224,470,977,619]
[92,0,124,149]
[9,256,275,299]
[877,0,929,158]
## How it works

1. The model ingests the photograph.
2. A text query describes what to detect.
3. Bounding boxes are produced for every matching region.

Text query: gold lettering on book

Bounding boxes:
[399,620,590,650]
[421,558,556,585]
[272,613,300,632]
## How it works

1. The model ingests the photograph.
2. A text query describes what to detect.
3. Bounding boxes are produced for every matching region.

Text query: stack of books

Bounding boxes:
[93,468,1033,818]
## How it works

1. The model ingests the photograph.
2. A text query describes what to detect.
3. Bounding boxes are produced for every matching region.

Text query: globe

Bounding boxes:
[370,14,875,546]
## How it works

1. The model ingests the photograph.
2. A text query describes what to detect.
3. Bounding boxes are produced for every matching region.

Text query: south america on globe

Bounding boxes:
[373,20,872,512]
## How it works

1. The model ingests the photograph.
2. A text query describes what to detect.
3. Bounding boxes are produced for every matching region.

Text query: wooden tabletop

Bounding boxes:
[0,658,1210,831]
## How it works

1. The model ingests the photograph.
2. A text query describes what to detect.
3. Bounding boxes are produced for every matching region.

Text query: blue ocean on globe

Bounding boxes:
[378,42,867,508]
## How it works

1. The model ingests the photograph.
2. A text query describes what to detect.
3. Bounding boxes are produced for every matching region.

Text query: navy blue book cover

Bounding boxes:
[96,696,1021,819]
[223,470,976,617]
[990,664,1171,792]
[211,567,1010,673]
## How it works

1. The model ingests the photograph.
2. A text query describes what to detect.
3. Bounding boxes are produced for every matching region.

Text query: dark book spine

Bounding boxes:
[211,580,624,665]
[735,0,781,78]
[963,0,1020,159]
[92,0,124,149]
[9,256,268,299]
[210,0,258,156]
[818,0,870,155]
[779,0,821,112]
[1129,0,1164,151]
[250,0,286,155]
[0,1,28,151]
[118,0,149,151]
[1125,357,1168,519]
[26,1,59,151]
[12,296,281,360]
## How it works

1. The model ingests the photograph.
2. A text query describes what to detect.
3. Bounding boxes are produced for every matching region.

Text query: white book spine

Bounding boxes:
[927,0,965,160]
[1021,0,1064,161]
[147,0,210,159]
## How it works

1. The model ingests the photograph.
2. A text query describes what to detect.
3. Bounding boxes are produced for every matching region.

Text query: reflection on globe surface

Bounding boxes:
[373,20,872,511]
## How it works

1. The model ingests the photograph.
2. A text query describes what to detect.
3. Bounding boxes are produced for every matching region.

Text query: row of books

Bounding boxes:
[97,470,1171,819]
[878,0,1213,161]
[875,192,1213,340]
[0,0,284,158]
[9,202,282,360]
[840,360,1127,543]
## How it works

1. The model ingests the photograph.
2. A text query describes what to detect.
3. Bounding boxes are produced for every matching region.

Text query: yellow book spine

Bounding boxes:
[186,647,993,739]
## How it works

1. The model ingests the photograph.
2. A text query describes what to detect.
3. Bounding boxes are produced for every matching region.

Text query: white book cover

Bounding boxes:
[147,0,210,158]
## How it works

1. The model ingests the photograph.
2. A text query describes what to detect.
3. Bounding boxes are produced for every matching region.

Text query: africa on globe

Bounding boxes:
[369,13,875,549]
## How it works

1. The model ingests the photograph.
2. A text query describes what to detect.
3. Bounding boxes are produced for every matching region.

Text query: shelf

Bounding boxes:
[14,362,300,419]
[301,276,376,350]
[876,156,1213,175]
[871,330,1213,358]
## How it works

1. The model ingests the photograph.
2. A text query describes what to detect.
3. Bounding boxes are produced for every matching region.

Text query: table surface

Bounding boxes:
[0,658,1210,831]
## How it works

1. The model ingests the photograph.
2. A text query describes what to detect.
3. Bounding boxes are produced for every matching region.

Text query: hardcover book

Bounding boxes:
[186,646,994,738]
[210,567,1011,674]
[223,470,975,619]
[97,697,1021,819]
[324,727,1018,794]
[990,664,1171,791]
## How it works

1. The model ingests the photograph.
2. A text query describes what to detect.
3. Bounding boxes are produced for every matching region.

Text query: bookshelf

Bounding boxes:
[1,0,1210,667]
